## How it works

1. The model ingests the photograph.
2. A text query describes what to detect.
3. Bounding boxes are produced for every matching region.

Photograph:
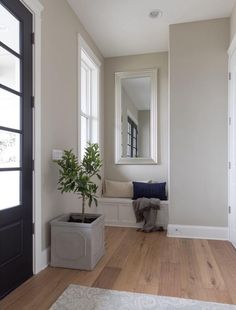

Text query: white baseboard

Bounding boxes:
[167,224,229,240]
[34,247,50,274]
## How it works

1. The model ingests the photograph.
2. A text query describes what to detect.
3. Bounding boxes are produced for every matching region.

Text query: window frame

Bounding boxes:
[78,34,101,160]
[127,116,138,157]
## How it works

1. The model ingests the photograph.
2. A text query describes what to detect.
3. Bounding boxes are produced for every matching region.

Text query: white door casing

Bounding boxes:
[228,36,236,248]
[20,0,44,273]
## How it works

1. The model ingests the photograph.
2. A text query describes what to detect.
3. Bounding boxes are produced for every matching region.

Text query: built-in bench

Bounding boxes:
[97,197,169,229]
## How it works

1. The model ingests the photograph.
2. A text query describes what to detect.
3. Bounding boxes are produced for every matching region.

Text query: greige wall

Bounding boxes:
[38,1,229,249]
[104,52,168,182]
[39,0,104,249]
[231,2,236,41]
[169,18,229,227]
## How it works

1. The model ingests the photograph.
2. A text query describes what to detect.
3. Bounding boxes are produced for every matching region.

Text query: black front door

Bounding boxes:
[0,0,33,299]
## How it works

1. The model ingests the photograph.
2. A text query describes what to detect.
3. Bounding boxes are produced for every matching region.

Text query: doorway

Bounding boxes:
[229,42,236,249]
[0,0,33,298]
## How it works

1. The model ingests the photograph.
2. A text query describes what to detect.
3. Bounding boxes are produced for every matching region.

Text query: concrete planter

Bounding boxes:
[50,213,105,270]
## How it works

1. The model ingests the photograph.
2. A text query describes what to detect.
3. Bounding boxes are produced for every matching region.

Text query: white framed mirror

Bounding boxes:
[115,68,158,165]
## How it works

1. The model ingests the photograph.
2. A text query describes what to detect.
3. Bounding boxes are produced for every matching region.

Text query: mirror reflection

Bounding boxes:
[121,76,151,158]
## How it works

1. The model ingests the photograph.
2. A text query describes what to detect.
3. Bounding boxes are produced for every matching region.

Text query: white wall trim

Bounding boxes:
[167,30,171,218]
[39,247,50,271]
[167,224,229,240]
[78,34,101,68]
[228,34,236,57]
[21,0,43,16]
[78,34,101,160]
[228,43,232,247]
[228,37,236,248]
[21,0,43,274]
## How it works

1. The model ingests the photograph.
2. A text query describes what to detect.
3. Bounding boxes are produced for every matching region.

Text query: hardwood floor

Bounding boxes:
[1,227,236,309]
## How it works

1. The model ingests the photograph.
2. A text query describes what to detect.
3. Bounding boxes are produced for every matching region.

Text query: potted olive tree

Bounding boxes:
[50,143,104,270]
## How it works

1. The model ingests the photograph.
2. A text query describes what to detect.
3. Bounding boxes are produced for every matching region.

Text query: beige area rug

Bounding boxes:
[50,284,236,310]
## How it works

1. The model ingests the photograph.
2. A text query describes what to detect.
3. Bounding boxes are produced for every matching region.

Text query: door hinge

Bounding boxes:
[32,159,35,171]
[31,32,35,45]
[31,96,35,108]
[229,117,232,126]
[32,223,35,235]
[229,72,232,80]
[229,206,231,214]
[229,161,232,170]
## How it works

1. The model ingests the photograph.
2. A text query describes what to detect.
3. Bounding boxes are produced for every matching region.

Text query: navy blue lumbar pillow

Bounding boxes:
[133,182,167,200]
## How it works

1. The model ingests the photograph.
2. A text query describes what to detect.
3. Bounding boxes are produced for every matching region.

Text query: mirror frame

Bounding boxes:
[115,68,158,165]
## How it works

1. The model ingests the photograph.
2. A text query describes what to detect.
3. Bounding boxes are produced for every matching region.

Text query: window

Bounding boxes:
[127,117,138,157]
[79,37,100,160]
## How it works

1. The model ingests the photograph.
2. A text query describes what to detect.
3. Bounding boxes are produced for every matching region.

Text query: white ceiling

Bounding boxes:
[67,0,235,58]
[122,77,151,110]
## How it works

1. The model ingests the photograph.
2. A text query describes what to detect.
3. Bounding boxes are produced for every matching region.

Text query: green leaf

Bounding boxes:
[54,144,102,217]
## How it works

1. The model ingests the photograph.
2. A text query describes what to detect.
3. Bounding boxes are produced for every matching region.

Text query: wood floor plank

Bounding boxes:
[137,234,163,291]
[0,268,77,310]
[179,238,203,298]
[1,227,236,309]
[107,228,140,269]
[189,288,233,304]
[92,267,121,289]
[209,240,236,303]
[112,233,149,292]
[160,234,181,264]
[158,262,184,298]
[193,239,226,290]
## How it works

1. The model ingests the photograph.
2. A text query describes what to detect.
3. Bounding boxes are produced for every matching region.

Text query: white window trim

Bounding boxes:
[78,34,101,159]
[20,0,44,274]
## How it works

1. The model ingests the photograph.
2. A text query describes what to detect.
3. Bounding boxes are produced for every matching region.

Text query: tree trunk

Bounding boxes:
[82,196,85,223]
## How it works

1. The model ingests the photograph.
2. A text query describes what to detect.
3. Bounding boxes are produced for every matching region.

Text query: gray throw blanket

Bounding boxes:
[133,198,164,233]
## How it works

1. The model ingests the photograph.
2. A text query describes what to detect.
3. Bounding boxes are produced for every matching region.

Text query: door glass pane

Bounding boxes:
[0,89,20,129]
[0,47,20,91]
[0,130,20,168]
[0,171,20,210]
[0,4,20,53]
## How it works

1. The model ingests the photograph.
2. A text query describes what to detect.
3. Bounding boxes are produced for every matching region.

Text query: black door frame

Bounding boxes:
[0,0,34,298]
[0,0,43,282]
